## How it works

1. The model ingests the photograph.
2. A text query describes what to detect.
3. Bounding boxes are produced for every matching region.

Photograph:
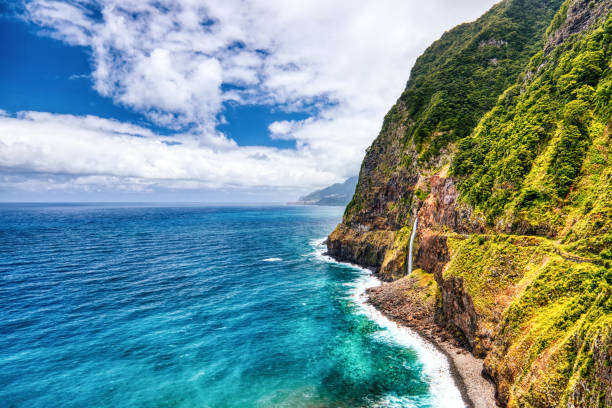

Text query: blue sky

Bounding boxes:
[0,15,148,125]
[0,0,497,202]
[0,13,307,147]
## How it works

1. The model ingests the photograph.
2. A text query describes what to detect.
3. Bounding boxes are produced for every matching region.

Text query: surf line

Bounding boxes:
[311,238,465,407]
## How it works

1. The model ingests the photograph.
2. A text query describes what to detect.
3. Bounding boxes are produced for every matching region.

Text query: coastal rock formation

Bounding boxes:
[414,230,449,277]
[326,225,394,271]
[327,0,612,406]
[366,272,498,407]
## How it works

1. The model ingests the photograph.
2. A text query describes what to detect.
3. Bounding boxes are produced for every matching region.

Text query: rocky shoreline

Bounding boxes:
[366,275,498,408]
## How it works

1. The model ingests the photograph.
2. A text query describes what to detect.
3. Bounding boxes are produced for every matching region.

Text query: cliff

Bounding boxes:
[327,0,612,406]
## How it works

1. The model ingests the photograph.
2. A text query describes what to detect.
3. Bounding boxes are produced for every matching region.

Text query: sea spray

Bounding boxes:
[262,257,283,262]
[311,238,466,408]
[407,217,418,275]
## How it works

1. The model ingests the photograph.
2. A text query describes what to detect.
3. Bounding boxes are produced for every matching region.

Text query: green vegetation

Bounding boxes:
[400,0,564,163]
[445,234,550,319]
[444,233,611,407]
[452,10,612,250]
[379,226,413,280]
[334,2,612,406]
[343,0,564,226]
[414,187,429,201]
[494,259,610,407]
[546,0,571,36]
[443,6,612,404]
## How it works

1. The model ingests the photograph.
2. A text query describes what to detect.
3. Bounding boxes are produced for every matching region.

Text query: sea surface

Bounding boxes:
[0,204,464,407]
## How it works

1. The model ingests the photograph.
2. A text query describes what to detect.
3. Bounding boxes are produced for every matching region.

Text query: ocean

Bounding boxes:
[0,204,464,407]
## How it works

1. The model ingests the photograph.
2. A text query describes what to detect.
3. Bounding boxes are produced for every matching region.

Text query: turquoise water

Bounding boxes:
[0,204,463,407]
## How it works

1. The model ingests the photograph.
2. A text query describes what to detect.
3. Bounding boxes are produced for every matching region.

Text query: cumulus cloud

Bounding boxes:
[7,0,499,196]
[0,111,340,190]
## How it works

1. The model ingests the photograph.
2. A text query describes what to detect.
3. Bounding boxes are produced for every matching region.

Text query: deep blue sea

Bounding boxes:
[0,204,464,407]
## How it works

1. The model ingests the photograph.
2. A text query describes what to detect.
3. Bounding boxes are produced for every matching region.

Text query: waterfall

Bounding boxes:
[407,217,418,275]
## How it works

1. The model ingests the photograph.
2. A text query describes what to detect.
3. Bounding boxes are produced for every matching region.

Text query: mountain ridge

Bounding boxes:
[292,176,358,206]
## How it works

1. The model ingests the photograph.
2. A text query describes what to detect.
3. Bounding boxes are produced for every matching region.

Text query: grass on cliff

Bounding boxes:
[497,259,611,407]
[445,234,552,326]
[443,233,611,407]
[451,6,612,261]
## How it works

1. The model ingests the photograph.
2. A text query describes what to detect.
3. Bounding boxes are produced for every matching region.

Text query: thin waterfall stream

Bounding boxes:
[407,217,418,274]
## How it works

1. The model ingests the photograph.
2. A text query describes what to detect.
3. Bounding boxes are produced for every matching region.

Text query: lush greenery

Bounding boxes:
[337,1,612,407]
[445,233,611,407]
[442,4,612,406]
[443,5,612,405]
[344,0,565,225]
[400,0,564,163]
[452,9,612,261]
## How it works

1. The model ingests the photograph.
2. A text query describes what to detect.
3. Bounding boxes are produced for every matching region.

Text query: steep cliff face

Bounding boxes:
[327,0,564,269]
[327,0,612,406]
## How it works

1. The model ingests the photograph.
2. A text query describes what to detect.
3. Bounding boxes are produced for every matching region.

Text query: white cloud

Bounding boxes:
[0,111,340,190]
[268,120,307,140]
[9,0,499,197]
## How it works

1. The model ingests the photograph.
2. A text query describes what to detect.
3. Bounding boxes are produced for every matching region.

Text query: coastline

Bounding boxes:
[315,240,471,407]
[348,272,466,407]
[366,277,499,408]
[311,238,464,408]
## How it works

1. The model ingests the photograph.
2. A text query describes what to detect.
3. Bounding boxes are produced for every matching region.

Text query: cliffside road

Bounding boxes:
[554,247,602,265]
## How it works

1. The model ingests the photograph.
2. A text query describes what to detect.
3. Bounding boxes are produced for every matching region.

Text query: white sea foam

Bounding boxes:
[310,238,466,408]
[262,257,282,262]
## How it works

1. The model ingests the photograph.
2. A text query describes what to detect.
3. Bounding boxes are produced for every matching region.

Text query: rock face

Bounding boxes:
[326,225,394,270]
[567,325,612,408]
[413,229,484,354]
[435,274,481,353]
[326,0,612,406]
[414,230,450,276]
[544,0,612,53]
[417,176,484,234]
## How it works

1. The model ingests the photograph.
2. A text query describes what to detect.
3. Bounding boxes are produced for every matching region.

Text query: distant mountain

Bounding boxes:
[293,176,358,206]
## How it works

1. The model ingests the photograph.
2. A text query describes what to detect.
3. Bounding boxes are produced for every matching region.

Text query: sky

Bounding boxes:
[0,0,498,202]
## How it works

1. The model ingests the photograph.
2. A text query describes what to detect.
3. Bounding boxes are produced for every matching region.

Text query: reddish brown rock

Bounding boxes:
[415,229,450,277]
[418,176,484,234]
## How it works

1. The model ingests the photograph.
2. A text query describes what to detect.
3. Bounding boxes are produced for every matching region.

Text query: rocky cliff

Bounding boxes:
[329,0,565,277]
[327,0,612,406]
